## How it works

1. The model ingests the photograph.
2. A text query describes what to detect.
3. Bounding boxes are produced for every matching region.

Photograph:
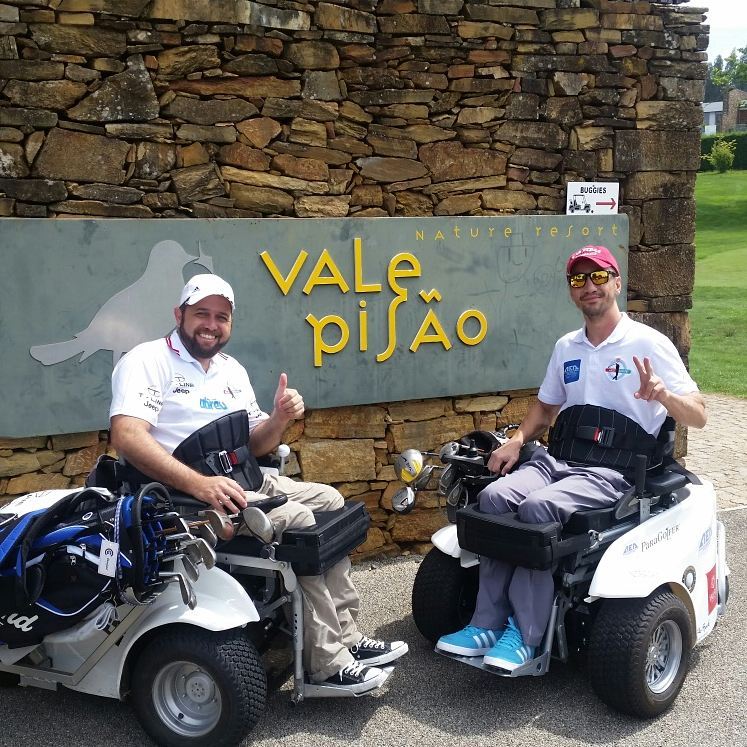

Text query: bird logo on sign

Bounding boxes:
[29,239,213,367]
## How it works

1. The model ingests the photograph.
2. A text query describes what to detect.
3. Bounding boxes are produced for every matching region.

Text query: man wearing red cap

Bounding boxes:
[437,245,706,670]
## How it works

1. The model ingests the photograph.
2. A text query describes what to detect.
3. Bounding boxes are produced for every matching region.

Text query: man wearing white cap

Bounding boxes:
[109,274,407,694]
[437,246,707,671]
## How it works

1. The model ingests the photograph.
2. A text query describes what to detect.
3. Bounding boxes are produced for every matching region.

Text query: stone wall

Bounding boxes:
[721,87,747,133]
[0,0,707,556]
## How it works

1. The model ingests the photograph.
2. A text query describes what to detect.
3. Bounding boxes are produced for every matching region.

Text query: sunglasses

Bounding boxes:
[567,269,617,288]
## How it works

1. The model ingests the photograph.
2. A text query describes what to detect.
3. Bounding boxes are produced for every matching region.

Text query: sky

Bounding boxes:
[700,0,747,61]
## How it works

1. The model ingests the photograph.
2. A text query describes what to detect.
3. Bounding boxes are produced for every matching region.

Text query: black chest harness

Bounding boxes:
[172,410,264,491]
[548,405,671,474]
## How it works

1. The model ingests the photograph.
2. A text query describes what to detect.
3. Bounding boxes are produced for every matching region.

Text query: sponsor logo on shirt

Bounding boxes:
[224,386,242,398]
[604,357,632,381]
[200,398,228,411]
[563,359,581,384]
[138,385,162,412]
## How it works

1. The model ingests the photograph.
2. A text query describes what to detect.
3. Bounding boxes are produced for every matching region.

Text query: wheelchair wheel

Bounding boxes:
[131,627,266,747]
[588,590,692,718]
[412,548,478,643]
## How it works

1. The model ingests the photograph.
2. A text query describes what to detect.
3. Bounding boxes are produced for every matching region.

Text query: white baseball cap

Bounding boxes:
[179,274,235,310]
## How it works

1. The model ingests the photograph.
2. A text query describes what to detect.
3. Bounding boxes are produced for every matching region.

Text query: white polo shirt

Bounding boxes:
[538,314,698,436]
[110,330,269,454]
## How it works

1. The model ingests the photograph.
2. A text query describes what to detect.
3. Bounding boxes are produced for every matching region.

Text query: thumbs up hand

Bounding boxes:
[273,372,304,424]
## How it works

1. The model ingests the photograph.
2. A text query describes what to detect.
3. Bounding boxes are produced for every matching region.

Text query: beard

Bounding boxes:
[178,321,229,360]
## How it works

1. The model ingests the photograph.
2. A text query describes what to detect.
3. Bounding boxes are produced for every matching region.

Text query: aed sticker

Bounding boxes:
[564,359,581,384]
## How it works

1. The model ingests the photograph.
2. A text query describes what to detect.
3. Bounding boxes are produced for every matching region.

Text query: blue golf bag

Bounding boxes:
[0,484,174,648]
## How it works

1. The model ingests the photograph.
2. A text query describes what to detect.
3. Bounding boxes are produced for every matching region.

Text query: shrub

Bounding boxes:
[701,135,737,172]
[701,131,747,170]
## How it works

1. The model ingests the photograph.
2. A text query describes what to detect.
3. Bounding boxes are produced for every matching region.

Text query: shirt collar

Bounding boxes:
[166,330,224,371]
[572,312,633,348]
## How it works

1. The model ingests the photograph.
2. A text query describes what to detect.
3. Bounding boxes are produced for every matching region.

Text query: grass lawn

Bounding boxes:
[690,171,747,397]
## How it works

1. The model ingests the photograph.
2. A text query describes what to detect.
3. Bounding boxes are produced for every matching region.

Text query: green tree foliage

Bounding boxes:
[702,135,737,173]
[710,47,747,91]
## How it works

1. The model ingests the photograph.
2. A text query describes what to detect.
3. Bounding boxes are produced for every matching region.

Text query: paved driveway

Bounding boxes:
[1,394,744,746]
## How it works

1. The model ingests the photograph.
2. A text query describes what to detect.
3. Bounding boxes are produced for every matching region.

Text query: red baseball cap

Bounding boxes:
[566,245,620,275]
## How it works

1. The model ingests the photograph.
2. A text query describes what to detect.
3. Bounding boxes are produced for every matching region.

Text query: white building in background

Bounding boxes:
[702,101,724,134]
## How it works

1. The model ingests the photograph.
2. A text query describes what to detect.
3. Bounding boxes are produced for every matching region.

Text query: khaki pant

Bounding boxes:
[242,473,362,682]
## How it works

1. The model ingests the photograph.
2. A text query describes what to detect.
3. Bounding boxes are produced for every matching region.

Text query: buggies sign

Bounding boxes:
[0,216,627,437]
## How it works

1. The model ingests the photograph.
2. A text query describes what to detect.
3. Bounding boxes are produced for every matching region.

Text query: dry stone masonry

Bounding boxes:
[0,0,707,556]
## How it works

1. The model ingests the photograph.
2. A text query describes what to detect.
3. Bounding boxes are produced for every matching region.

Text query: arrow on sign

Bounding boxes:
[596,198,616,208]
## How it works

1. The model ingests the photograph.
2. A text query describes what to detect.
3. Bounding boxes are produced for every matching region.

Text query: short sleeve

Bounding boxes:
[109,345,169,426]
[537,342,567,406]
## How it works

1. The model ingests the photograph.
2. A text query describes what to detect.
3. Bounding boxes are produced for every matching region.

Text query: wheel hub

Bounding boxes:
[152,660,222,737]
[645,620,683,694]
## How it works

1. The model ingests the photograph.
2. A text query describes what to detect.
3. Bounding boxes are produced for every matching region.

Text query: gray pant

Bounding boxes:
[242,473,362,682]
[470,450,631,647]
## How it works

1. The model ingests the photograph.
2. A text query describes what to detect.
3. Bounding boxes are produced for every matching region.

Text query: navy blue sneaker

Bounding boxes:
[436,624,505,657]
[483,616,536,671]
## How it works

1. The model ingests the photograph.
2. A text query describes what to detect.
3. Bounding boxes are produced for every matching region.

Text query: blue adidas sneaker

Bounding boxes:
[483,616,536,671]
[436,625,505,657]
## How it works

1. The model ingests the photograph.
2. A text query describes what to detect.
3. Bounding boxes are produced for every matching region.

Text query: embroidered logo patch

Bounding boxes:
[604,357,632,381]
[563,359,581,383]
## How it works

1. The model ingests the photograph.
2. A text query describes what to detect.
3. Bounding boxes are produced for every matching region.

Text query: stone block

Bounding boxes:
[390,509,448,543]
[0,452,40,478]
[454,395,509,413]
[379,13,450,34]
[34,128,129,184]
[302,406,387,440]
[482,189,537,211]
[222,165,330,194]
[628,245,694,297]
[614,130,701,172]
[642,198,696,245]
[171,163,225,203]
[69,55,159,123]
[58,0,150,14]
[624,171,695,200]
[219,142,270,171]
[295,195,350,217]
[0,60,64,80]
[302,70,342,102]
[176,124,237,144]
[7,472,71,494]
[237,117,282,148]
[286,41,340,70]
[540,8,599,30]
[30,24,126,56]
[389,414,474,453]
[635,101,703,131]
[0,177,66,202]
[434,193,481,215]
[228,183,292,214]
[497,396,537,427]
[495,121,567,150]
[299,438,377,483]
[419,141,507,182]
[156,45,220,78]
[272,154,328,182]
[315,3,376,33]
[165,96,258,126]
[357,157,428,183]
[172,77,301,98]
[2,80,87,110]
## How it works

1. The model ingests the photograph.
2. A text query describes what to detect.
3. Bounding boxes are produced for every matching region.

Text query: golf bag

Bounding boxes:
[0,484,174,648]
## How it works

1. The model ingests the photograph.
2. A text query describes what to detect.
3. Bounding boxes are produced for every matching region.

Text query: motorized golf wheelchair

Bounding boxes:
[0,419,376,747]
[391,419,730,718]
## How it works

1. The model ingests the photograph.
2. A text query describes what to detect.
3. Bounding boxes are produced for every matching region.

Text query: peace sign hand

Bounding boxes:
[633,356,667,403]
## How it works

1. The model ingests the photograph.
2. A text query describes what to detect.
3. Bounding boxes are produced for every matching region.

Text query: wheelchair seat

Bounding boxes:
[457,465,692,571]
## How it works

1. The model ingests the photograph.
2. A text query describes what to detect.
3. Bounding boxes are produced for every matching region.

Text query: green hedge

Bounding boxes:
[701,131,747,170]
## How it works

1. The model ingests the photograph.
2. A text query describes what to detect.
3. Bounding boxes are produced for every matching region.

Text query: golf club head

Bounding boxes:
[411,463,435,490]
[446,480,466,507]
[193,522,218,548]
[439,441,460,461]
[161,571,197,610]
[241,506,275,544]
[391,486,416,515]
[184,536,217,569]
[438,463,457,496]
[394,449,424,484]
[181,554,200,583]
[202,509,235,541]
